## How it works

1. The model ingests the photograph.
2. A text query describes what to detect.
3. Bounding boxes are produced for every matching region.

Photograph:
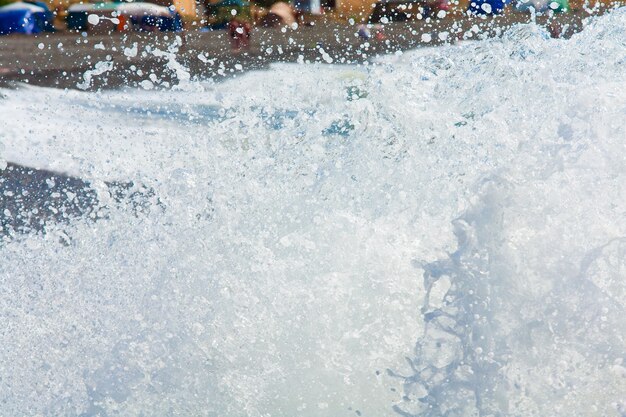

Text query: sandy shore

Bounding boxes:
[0,10,596,90]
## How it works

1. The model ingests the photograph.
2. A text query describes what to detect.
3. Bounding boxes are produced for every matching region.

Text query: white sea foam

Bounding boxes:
[0,9,625,417]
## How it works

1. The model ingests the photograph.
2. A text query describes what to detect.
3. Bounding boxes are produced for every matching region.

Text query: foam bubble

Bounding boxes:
[87,14,100,26]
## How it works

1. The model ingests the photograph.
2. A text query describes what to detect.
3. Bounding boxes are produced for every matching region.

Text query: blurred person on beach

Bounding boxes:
[423,0,449,17]
[357,23,385,41]
[228,18,251,51]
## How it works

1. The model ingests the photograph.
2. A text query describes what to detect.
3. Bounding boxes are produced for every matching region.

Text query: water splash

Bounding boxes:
[0,8,625,417]
[394,177,626,416]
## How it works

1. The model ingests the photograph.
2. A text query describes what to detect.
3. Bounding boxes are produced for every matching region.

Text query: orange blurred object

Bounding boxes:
[116,14,127,31]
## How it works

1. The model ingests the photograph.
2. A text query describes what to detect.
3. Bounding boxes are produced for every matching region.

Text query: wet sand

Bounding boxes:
[0,10,596,90]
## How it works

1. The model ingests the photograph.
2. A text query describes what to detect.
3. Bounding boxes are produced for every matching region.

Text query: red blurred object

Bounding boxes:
[228,19,251,51]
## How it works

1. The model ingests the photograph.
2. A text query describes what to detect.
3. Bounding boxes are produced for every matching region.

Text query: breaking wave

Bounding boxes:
[1,8,625,417]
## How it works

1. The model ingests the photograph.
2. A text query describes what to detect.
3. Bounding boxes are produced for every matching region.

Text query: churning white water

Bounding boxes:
[1,9,625,417]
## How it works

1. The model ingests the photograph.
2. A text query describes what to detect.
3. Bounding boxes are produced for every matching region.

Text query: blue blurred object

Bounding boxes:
[66,2,182,32]
[0,1,54,35]
[135,11,182,31]
[25,0,54,30]
[467,0,511,14]
[293,0,321,13]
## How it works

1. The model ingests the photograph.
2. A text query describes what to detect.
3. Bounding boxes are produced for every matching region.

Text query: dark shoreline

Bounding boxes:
[0,161,160,241]
[0,9,607,90]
